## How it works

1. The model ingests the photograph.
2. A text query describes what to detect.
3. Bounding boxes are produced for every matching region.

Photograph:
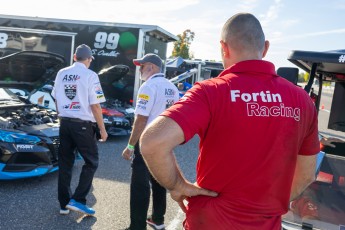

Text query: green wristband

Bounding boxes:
[127,144,135,151]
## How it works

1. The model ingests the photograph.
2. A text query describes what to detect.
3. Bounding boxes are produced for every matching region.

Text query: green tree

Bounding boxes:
[171,29,195,59]
[298,72,309,82]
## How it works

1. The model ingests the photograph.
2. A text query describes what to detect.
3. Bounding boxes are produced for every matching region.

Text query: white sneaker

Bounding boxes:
[146,217,165,230]
[59,209,70,215]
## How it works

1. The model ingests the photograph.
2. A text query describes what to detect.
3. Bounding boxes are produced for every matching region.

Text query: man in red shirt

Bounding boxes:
[140,13,320,230]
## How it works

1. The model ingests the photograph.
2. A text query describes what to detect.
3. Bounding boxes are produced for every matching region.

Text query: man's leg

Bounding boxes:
[58,120,76,209]
[71,122,99,204]
[129,145,151,230]
[150,174,167,225]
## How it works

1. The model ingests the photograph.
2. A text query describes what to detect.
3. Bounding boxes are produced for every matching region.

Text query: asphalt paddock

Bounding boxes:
[0,135,200,230]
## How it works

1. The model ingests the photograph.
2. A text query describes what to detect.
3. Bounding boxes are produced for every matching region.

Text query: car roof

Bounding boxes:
[288,49,345,82]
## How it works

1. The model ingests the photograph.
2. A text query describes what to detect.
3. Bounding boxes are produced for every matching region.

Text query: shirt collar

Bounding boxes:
[219,60,277,78]
[73,62,88,69]
[146,73,165,81]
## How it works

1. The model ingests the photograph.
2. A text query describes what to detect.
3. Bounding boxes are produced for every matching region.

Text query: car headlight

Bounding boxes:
[0,130,41,144]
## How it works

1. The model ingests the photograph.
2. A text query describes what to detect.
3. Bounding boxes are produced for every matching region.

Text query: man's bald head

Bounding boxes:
[221,13,265,54]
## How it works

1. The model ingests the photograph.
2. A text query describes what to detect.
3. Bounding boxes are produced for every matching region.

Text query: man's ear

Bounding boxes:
[262,40,270,58]
[220,40,230,58]
[73,54,77,62]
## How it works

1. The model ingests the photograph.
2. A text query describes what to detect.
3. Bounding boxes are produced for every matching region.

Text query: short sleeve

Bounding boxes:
[299,100,320,155]
[51,72,60,99]
[89,73,106,105]
[134,84,155,116]
[161,82,211,142]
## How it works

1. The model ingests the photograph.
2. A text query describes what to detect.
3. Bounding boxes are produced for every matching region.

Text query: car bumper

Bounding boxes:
[0,163,58,180]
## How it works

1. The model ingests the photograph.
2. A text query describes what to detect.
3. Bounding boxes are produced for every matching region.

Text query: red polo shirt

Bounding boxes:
[162,60,320,230]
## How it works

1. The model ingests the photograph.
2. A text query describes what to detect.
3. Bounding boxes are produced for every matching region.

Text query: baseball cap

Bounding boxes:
[75,44,94,60]
[133,53,162,69]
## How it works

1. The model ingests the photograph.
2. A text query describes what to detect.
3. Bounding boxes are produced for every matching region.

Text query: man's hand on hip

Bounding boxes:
[170,181,218,213]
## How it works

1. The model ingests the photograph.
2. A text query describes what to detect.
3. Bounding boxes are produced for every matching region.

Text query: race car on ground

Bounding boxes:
[97,64,134,136]
[0,51,64,180]
[280,49,345,230]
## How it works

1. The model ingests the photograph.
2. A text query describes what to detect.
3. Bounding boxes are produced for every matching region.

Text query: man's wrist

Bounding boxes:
[127,144,135,151]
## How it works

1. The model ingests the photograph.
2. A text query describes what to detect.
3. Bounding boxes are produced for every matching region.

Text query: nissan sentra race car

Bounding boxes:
[0,51,65,180]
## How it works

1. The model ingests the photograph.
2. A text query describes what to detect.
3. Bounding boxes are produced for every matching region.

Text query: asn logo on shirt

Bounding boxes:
[230,90,300,121]
[62,75,80,82]
[165,88,176,96]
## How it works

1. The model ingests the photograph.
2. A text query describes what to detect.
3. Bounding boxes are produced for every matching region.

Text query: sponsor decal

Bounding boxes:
[62,74,80,82]
[139,94,150,100]
[97,95,104,99]
[64,84,77,100]
[62,102,81,110]
[230,90,300,121]
[137,95,149,108]
[137,105,147,110]
[166,99,174,109]
[165,88,176,96]
[16,144,34,150]
[37,95,44,105]
[69,102,81,110]
[94,85,103,94]
[92,49,120,57]
[339,55,345,63]
[138,100,148,105]
[44,100,50,107]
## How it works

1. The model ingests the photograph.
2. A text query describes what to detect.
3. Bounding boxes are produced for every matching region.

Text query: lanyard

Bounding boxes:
[151,74,164,79]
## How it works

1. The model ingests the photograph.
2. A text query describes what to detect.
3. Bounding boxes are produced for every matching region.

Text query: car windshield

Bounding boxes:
[0,88,24,103]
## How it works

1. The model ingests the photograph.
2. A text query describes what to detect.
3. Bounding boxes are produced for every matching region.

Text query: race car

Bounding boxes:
[280,49,345,230]
[0,51,65,180]
[97,64,134,136]
[101,98,133,136]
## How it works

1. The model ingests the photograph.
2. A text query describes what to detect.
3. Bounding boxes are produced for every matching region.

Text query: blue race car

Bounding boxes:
[0,51,65,180]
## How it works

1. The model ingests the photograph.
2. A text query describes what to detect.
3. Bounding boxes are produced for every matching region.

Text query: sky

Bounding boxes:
[1,0,345,70]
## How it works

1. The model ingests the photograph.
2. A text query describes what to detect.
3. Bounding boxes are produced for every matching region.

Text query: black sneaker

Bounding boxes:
[146,216,165,230]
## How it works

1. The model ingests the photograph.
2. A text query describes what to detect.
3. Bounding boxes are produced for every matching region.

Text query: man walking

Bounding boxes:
[122,53,179,230]
[52,44,108,215]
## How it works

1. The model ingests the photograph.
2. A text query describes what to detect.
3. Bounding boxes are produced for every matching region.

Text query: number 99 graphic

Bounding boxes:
[0,33,8,48]
[94,32,119,49]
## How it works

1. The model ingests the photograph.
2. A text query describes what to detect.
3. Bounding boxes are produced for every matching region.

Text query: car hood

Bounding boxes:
[0,51,66,91]
[98,64,130,84]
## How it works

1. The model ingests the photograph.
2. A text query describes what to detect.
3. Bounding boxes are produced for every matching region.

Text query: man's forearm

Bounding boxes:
[143,148,185,190]
[140,116,186,190]
[290,154,316,201]
[90,104,106,131]
[128,115,148,146]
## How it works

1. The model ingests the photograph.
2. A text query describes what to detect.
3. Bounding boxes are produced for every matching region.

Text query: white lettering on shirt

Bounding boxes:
[230,90,300,121]
[231,90,282,103]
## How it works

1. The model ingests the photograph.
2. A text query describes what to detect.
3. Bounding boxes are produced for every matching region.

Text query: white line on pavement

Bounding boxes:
[166,209,184,230]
